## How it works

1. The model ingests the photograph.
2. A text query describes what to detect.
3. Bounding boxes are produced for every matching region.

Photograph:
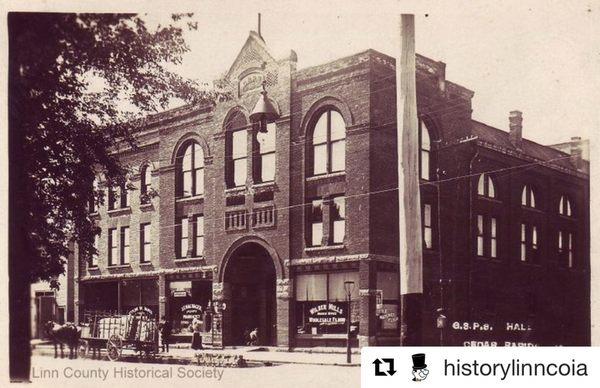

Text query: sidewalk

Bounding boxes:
[165,346,361,366]
[31,342,361,366]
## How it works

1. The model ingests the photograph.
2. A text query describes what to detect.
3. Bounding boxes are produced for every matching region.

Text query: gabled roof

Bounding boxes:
[471,120,589,175]
[224,31,275,80]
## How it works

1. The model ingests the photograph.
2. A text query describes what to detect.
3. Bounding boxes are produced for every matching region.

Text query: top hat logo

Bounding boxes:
[412,353,427,370]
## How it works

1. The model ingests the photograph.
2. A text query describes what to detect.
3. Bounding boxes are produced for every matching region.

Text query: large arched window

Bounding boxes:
[419,120,431,180]
[477,174,496,198]
[521,184,537,208]
[558,195,573,217]
[177,142,204,198]
[225,111,249,188]
[311,109,346,176]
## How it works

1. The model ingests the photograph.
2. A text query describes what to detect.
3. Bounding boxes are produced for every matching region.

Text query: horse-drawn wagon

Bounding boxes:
[78,311,159,361]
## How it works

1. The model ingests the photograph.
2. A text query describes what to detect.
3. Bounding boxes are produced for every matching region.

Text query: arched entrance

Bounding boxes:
[222,242,277,346]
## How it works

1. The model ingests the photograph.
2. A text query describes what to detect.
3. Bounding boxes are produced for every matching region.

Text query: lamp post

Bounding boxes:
[343,280,355,364]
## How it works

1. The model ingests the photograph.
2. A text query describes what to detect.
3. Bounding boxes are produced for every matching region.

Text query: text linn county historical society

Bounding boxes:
[31,366,225,381]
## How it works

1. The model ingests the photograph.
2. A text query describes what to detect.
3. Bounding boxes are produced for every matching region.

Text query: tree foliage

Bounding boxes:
[9,13,222,285]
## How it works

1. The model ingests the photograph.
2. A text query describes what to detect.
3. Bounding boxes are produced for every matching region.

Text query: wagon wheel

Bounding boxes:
[77,339,89,359]
[106,335,123,361]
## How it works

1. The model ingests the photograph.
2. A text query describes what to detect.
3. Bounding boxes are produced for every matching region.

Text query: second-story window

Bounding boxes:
[177,217,189,258]
[477,174,496,198]
[423,203,433,249]
[311,109,346,176]
[178,142,204,197]
[308,199,323,247]
[254,122,276,183]
[120,226,130,265]
[419,120,431,181]
[194,215,204,257]
[231,129,248,187]
[559,195,573,217]
[521,184,537,208]
[108,228,118,266]
[520,223,539,263]
[476,215,497,258]
[90,233,99,267]
[558,230,574,268]
[140,164,152,203]
[331,196,346,245]
[140,223,151,263]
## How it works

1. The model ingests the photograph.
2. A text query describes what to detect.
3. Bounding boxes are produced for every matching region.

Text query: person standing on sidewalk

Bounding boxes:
[159,316,172,353]
[190,316,203,350]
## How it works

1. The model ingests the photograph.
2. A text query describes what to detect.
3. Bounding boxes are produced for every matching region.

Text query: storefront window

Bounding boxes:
[120,279,159,317]
[295,272,359,335]
[376,272,399,331]
[168,280,212,334]
[80,279,158,320]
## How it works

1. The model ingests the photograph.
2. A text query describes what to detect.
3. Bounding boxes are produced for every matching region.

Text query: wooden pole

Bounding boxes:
[397,14,423,346]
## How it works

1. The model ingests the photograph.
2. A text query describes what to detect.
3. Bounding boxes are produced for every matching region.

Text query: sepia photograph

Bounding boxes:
[2,1,598,387]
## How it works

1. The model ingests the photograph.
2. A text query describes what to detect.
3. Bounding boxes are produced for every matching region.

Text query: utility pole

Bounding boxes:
[397,14,423,346]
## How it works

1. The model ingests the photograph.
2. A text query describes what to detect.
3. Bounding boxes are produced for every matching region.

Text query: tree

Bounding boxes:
[8,12,222,380]
[10,12,223,283]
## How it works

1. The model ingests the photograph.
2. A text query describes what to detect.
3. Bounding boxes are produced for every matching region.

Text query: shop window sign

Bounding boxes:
[180,304,203,331]
[128,306,154,318]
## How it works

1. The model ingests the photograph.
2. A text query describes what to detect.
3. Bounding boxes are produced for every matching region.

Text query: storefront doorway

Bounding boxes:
[223,242,276,346]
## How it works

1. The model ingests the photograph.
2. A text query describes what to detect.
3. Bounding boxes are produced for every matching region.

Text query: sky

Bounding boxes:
[143,0,599,146]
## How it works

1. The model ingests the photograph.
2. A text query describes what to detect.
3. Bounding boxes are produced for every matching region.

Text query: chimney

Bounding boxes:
[570,136,583,169]
[508,110,523,149]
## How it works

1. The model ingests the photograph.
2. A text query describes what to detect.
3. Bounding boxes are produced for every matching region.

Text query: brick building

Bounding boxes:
[73,30,590,348]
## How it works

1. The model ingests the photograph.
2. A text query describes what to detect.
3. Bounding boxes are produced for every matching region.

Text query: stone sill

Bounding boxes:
[252,181,276,190]
[476,196,502,204]
[107,207,132,216]
[305,244,345,252]
[305,171,346,182]
[140,203,155,210]
[107,264,132,269]
[175,257,205,264]
[176,195,204,204]
[140,262,153,266]
[225,186,246,195]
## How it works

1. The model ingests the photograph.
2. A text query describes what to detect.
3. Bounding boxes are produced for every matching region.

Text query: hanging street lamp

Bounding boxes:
[249,80,280,133]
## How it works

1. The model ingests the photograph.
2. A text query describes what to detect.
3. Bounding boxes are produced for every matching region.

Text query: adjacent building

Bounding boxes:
[72,30,590,348]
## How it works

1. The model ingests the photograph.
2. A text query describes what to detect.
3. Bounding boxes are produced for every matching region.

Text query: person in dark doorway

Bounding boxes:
[245,327,259,346]
[190,316,203,350]
[158,316,172,353]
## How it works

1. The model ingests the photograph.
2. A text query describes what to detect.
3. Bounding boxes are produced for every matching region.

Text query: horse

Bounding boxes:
[44,321,81,359]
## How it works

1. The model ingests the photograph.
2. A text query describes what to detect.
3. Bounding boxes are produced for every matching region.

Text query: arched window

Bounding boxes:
[477,174,496,198]
[177,142,204,197]
[254,122,276,183]
[419,120,431,180]
[140,164,152,204]
[225,111,249,188]
[521,184,537,208]
[559,195,573,217]
[311,109,346,176]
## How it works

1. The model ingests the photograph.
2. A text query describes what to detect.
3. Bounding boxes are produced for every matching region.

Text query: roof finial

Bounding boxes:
[258,13,262,39]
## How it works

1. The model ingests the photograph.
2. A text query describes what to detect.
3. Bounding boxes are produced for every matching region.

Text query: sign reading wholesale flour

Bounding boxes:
[361,347,598,387]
